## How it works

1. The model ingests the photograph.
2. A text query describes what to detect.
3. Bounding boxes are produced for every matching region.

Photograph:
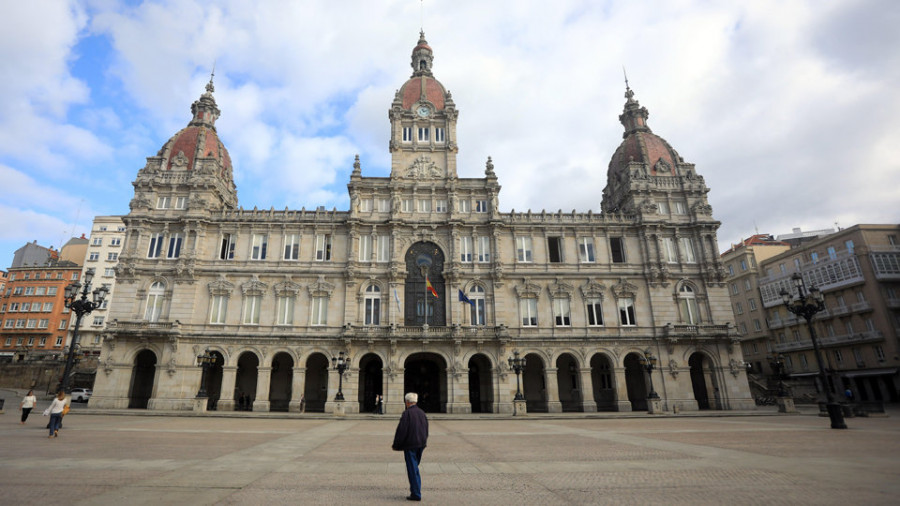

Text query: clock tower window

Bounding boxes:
[435,128,445,143]
[402,127,413,142]
[417,127,430,142]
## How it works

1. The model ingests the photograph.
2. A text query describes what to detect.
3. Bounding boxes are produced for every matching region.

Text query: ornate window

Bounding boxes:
[680,237,696,263]
[460,237,472,262]
[315,234,332,261]
[477,236,490,263]
[364,284,381,326]
[208,276,234,324]
[677,284,701,324]
[274,280,300,326]
[308,276,335,326]
[144,281,165,322]
[241,277,268,325]
[469,285,486,325]
[515,279,541,327]
[166,233,183,259]
[578,237,595,263]
[250,234,268,260]
[283,233,300,260]
[516,237,533,262]
[148,233,164,258]
[612,278,638,326]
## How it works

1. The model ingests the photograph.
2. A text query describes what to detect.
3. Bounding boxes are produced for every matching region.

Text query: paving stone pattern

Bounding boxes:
[1,411,898,505]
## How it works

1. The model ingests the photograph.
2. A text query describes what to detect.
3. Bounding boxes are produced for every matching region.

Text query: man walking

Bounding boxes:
[392,392,429,501]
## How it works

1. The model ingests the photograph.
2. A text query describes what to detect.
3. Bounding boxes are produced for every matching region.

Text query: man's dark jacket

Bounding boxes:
[392,404,429,451]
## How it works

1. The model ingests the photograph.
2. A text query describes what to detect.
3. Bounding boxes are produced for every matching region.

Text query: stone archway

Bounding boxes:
[556,353,582,412]
[404,242,446,326]
[358,354,384,413]
[269,352,294,412]
[205,351,224,411]
[690,352,720,410]
[624,353,648,411]
[468,354,494,413]
[128,349,157,409]
[590,353,617,411]
[235,352,259,411]
[404,352,447,413]
[523,353,548,413]
[303,353,330,413]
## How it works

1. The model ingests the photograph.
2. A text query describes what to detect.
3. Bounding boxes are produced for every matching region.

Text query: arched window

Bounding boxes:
[364,284,381,326]
[145,282,165,322]
[678,284,701,324]
[469,285,486,326]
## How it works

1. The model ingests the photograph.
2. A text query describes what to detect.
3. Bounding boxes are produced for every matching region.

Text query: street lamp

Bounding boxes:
[332,351,349,401]
[768,353,788,398]
[508,351,526,401]
[59,268,108,394]
[195,349,214,398]
[780,272,847,429]
[638,349,660,399]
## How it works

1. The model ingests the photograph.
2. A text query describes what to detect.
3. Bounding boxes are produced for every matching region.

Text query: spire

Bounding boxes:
[411,30,434,77]
[618,77,650,138]
[190,70,221,130]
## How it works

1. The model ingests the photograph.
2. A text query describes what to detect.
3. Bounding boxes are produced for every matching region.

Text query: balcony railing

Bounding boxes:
[851,301,873,313]
[773,330,884,353]
[831,305,850,317]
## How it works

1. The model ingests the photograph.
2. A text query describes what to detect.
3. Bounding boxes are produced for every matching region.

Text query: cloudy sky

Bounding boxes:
[1,0,898,265]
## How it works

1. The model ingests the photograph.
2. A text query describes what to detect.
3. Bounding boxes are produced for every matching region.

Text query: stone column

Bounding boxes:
[578,368,597,412]
[252,366,271,412]
[217,365,238,411]
[289,366,306,412]
[447,369,471,414]
[383,368,404,415]
[545,367,563,413]
[613,367,633,412]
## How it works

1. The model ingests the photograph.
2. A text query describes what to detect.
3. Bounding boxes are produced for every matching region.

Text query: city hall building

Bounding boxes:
[91,33,754,414]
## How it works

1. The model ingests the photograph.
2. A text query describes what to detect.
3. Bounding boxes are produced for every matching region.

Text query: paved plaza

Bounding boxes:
[1,403,899,505]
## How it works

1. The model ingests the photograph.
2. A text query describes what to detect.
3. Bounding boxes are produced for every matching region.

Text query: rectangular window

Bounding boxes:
[359,235,373,262]
[477,236,491,263]
[58,319,68,330]
[26,319,37,328]
[209,295,227,324]
[156,196,171,209]
[174,196,187,209]
[92,316,104,326]
[610,237,626,263]
[311,296,328,326]
[470,297,486,326]
[104,268,115,277]
[728,265,735,276]
[24,287,34,295]
[376,235,390,263]
[799,354,809,370]
[578,238,595,263]
[753,319,762,331]
[3,320,12,328]
[148,233,164,258]
[458,200,471,213]
[811,252,819,264]
[834,349,843,365]
[731,283,739,295]
[8,303,17,311]
[657,201,669,214]
[359,198,373,212]
[740,259,748,271]
[548,237,563,263]
[107,252,118,261]
[55,337,63,347]
[364,296,380,326]
[91,237,102,246]
[417,127,429,141]
[673,201,687,214]
[402,127,413,142]
[243,295,261,325]
[663,237,678,263]
[618,298,636,326]
[749,298,758,311]
[680,238,697,263]
[250,234,268,260]
[744,279,752,291]
[13,287,22,295]
[15,319,25,328]
[220,233,236,260]
[435,199,448,213]
[874,345,885,361]
[21,303,30,312]
[315,234,332,261]
[376,198,390,212]
[827,246,837,260]
[27,337,34,345]
[735,302,744,315]
[845,240,855,254]
[516,237,533,262]
[519,298,538,327]
[553,298,571,326]
[401,199,413,212]
[434,127,445,143]
[475,200,488,213]
[418,199,431,212]
[166,233,183,259]
[460,237,473,263]
[4,337,10,344]
[586,299,603,326]
[283,233,300,260]
[276,296,294,325]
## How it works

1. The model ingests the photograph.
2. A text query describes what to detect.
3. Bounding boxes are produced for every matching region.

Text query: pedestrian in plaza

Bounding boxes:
[374,394,381,414]
[20,389,37,424]
[43,391,67,439]
[845,388,854,402]
[392,392,429,502]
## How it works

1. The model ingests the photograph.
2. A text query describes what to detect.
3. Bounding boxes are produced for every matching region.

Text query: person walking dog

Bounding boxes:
[392,392,429,501]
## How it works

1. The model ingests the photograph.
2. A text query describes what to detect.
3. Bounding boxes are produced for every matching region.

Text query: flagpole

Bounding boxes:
[424,274,428,327]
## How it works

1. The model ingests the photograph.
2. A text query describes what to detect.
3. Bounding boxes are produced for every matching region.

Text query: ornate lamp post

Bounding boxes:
[59,268,108,394]
[638,349,660,399]
[332,351,350,401]
[780,272,846,429]
[196,349,214,398]
[508,351,526,401]
[769,353,788,397]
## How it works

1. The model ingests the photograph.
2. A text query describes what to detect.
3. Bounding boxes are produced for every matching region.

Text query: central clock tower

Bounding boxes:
[389,31,458,180]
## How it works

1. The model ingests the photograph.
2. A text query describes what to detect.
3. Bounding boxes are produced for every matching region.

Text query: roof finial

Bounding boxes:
[623,66,634,102]
[420,0,424,32]
[206,60,216,94]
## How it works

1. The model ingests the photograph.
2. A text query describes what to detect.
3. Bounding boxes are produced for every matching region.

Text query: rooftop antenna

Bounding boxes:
[623,66,630,91]
[420,0,424,32]
[207,59,216,93]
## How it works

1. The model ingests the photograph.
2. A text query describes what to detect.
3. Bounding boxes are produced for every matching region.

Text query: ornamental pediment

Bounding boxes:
[612,278,639,299]
[405,155,442,179]
[514,278,541,299]
[241,275,268,295]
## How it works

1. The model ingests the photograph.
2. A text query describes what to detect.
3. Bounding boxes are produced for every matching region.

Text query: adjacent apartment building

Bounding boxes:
[757,224,900,403]
[75,216,127,356]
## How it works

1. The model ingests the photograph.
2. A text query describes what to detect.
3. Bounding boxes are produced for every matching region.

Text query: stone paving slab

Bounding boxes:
[1,410,899,505]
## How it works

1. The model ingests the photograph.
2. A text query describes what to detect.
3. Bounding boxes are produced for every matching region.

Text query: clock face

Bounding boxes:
[417,106,430,117]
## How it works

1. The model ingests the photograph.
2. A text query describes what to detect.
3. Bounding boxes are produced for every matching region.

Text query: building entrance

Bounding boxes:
[128,349,157,409]
[404,353,446,413]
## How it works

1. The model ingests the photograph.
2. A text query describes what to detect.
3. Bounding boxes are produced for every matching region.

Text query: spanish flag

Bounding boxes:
[426,277,439,298]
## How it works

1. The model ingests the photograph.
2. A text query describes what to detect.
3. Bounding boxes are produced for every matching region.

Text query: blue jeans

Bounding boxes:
[49,413,62,436]
[404,448,424,499]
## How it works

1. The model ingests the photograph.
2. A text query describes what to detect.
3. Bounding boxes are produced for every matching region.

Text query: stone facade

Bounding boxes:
[90,32,754,414]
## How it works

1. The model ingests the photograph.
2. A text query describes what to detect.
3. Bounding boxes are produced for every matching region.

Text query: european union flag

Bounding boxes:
[458,289,475,307]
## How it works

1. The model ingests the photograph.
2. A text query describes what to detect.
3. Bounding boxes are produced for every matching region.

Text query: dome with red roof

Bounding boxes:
[607,86,683,178]
[395,31,450,112]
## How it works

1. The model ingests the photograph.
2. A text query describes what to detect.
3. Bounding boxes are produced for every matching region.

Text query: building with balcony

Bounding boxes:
[758,224,900,403]
[74,216,126,356]
[90,32,753,414]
